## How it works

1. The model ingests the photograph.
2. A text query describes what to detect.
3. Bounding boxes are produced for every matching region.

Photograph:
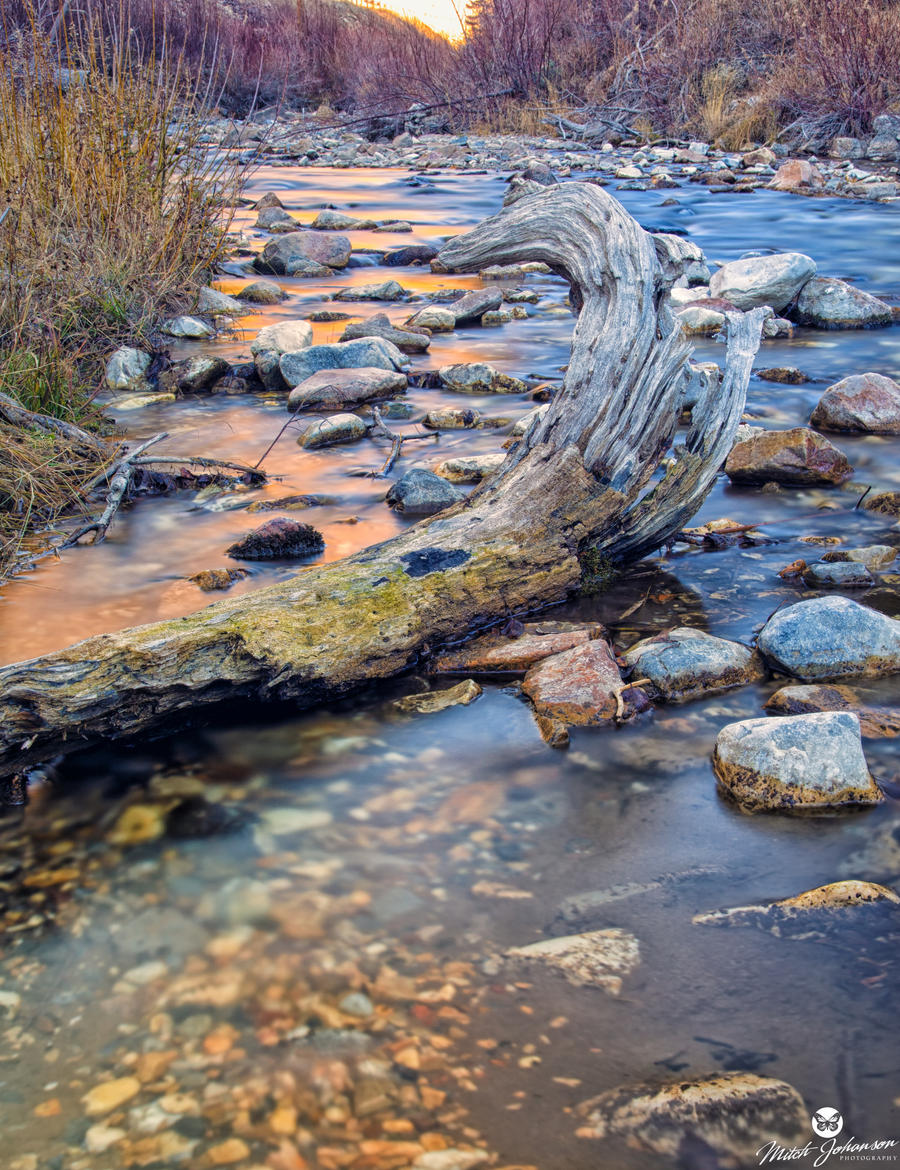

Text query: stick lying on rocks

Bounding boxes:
[0,183,764,778]
[65,437,268,547]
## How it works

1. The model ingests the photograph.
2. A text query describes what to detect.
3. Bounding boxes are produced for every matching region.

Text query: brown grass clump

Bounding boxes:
[0,0,240,577]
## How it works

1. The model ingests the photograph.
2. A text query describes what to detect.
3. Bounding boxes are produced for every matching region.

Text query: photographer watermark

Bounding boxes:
[758,1106,897,1166]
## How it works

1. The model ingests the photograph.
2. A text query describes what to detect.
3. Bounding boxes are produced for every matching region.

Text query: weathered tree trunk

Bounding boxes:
[0,184,764,777]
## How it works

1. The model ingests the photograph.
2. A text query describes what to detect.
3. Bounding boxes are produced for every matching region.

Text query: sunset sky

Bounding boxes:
[353,0,470,39]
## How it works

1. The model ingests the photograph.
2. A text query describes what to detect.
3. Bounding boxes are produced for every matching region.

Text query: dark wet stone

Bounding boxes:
[165,797,250,839]
[227,517,325,560]
[382,244,438,266]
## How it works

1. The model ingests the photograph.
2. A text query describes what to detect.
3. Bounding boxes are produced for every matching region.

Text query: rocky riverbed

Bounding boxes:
[1,156,899,1169]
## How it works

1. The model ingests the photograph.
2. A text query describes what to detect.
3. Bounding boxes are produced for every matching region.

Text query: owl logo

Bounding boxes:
[811,1107,843,1137]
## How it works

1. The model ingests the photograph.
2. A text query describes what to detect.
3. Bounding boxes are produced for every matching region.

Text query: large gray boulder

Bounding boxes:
[757,596,900,680]
[793,276,893,329]
[255,231,351,274]
[709,252,816,312]
[810,372,900,434]
[385,468,466,516]
[622,627,765,701]
[713,712,882,811]
[280,337,406,388]
[287,367,408,410]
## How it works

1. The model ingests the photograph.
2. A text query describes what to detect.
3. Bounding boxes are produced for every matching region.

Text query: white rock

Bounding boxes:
[709,252,817,311]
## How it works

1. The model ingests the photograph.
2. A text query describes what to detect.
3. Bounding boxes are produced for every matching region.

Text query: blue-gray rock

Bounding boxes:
[709,252,816,312]
[793,276,892,329]
[757,596,900,680]
[713,712,882,811]
[333,280,407,302]
[622,627,765,701]
[280,337,406,387]
[801,561,875,588]
[160,315,213,339]
[385,468,466,516]
[197,286,246,316]
[446,287,503,324]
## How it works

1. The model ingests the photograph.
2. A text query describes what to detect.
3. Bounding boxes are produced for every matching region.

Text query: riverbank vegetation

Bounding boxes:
[0,1,240,574]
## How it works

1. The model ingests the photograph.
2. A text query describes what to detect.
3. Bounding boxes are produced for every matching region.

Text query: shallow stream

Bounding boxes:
[1,167,899,1169]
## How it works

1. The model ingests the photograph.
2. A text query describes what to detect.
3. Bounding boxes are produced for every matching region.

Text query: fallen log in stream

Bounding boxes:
[0,184,765,778]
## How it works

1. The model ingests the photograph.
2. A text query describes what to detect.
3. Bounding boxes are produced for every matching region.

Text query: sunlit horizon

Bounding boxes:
[350,0,470,40]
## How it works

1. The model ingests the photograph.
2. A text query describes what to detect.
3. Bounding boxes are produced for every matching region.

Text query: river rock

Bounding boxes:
[801,560,875,588]
[810,372,900,434]
[288,367,408,410]
[713,712,882,811]
[757,365,808,384]
[340,313,430,352]
[622,627,765,701]
[197,286,245,316]
[577,1072,808,1162]
[769,159,825,191]
[793,276,893,329]
[446,287,503,323]
[227,518,325,559]
[385,468,466,516]
[522,639,625,725]
[439,363,528,394]
[238,279,286,304]
[160,355,231,394]
[757,596,900,679]
[765,684,900,737]
[422,407,480,429]
[280,337,406,387]
[725,426,852,485]
[413,1152,489,1170]
[406,305,456,332]
[825,545,898,568]
[83,1077,142,1117]
[431,622,604,675]
[677,304,725,335]
[507,928,639,994]
[709,252,816,312]
[105,346,152,391]
[862,491,900,519]
[298,413,367,449]
[433,453,506,483]
[383,244,438,266]
[693,879,900,933]
[333,280,407,302]
[189,568,249,592]
[311,209,376,230]
[255,205,296,232]
[160,315,213,339]
[253,191,284,210]
[255,231,351,274]
[393,679,482,714]
[250,319,313,356]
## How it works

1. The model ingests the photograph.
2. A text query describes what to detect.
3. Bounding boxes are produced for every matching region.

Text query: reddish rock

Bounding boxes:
[768,160,825,191]
[226,517,324,560]
[810,372,900,434]
[522,639,626,725]
[725,427,852,486]
[431,623,605,674]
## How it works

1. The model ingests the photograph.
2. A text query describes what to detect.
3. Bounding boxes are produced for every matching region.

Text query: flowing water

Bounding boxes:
[1,167,899,1169]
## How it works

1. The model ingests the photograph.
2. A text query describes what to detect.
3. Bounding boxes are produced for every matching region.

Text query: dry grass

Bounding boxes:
[0,0,241,577]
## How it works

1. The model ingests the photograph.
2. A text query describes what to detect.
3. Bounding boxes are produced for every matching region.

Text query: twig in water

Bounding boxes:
[253,406,304,469]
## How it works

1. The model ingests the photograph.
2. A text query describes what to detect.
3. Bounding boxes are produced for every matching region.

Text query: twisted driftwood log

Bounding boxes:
[0,184,764,777]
